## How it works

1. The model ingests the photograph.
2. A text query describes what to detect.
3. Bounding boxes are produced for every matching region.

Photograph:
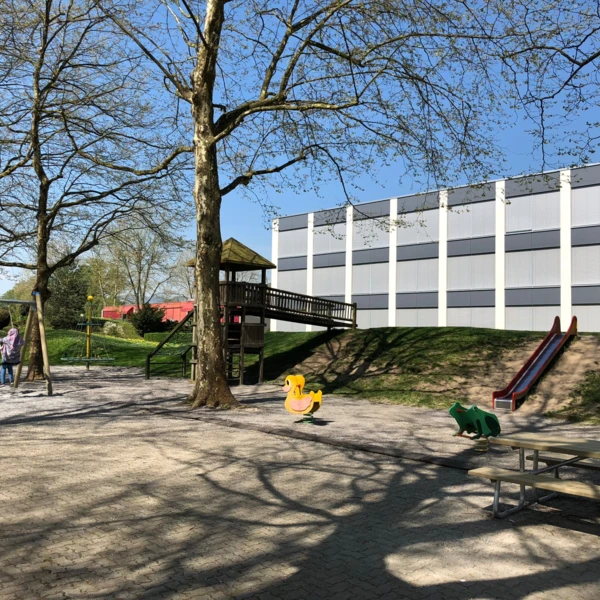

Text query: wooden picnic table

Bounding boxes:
[489,433,600,459]
[469,432,600,518]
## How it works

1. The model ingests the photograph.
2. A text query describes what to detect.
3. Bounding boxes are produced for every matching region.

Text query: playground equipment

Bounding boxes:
[283,374,323,423]
[0,293,52,395]
[61,296,114,369]
[146,238,356,384]
[449,402,501,440]
[493,315,577,411]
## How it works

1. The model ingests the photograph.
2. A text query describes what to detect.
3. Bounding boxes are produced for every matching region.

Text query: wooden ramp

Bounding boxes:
[220,282,356,329]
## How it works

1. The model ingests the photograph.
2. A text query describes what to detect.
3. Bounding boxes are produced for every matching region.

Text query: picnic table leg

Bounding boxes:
[532,450,539,503]
[519,448,526,506]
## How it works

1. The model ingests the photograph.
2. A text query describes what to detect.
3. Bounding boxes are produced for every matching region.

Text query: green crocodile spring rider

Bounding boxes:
[449,402,501,441]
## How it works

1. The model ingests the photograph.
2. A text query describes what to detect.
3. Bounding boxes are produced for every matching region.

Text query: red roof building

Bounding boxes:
[102,301,194,323]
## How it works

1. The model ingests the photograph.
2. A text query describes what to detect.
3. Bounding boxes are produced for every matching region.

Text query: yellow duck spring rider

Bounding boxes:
[282,374,323,424]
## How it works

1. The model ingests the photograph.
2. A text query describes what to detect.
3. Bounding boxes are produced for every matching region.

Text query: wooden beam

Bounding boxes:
[34,292,53,396]
[13,307,34,390]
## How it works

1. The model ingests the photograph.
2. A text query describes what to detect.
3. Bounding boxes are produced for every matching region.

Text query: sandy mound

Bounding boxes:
[520,335,600,414]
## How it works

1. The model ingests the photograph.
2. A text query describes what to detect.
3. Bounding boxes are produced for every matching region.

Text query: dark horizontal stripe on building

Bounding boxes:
[278,214,308,231]
[505,172,560,198]
[353,199,390,221]
[447,183,495,206]
[448,237,495,256]
[447,290,495,308]
[572,286,600,305]
[278,256,307,271]
[396,242,438,261]
[505,229,560,252]
[353,247,389,265]
[571,164,600,189]
[313,252,346,268]
[397,192,439,213]
[352,294,389,309]
[316,295,346,303]
[396,292,438,309]
[314,207,346,226]
[572,226,600,247]
[505,287,560,306]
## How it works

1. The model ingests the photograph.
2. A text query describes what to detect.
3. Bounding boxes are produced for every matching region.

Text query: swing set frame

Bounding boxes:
[0,292,52,396]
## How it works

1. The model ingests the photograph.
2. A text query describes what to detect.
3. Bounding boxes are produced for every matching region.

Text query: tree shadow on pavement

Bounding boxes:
[1,409,599,600]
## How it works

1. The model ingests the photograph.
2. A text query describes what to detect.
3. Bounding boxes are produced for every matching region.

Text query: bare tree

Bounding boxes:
[164,251,196,301]
[0,0,191,378]
[86,246,129,307]
[107,219,187,308]
[97,0,524,407]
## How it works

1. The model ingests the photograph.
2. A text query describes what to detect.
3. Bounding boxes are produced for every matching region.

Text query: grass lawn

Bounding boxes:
[45,329,157,368]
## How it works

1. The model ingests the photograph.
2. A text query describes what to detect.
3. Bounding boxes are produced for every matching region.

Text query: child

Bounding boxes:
[1,328,25,385]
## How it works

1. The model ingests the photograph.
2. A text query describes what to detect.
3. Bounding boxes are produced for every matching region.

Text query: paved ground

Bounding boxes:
[1,368,600,599]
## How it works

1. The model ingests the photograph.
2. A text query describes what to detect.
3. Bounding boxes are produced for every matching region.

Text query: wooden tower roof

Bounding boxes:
[186,238,275,271]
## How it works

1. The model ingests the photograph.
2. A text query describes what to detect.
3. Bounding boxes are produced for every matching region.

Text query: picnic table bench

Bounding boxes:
[468,433,600,518]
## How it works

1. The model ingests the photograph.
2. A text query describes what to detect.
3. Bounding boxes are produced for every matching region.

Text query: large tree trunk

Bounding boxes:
[188,0,237,409]
[26,268,50,381]
[188,138,237,408]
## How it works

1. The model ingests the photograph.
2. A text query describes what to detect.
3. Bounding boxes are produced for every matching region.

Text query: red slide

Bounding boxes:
[492,316,578,411]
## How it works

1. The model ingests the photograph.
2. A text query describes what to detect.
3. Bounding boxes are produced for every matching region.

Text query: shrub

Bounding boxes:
[0,308,10,329]
[100,319,140,339]
[130,303,165,336]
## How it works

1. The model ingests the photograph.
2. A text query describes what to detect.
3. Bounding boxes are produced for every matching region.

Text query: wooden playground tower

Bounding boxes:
[147,238,356,383]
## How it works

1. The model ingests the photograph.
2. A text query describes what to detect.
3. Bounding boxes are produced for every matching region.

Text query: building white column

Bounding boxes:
[345,205,354,304]
[438,190,448,327]
[495,180,506,330]
[306,213,314,332]
[271,219,279,332]
[388,198,398,326]
[560,169,572,325]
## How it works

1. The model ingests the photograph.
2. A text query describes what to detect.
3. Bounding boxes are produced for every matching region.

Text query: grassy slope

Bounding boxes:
[244,327,540,409]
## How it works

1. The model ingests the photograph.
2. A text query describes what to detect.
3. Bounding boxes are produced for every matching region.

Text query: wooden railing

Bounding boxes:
[219,281,355,327]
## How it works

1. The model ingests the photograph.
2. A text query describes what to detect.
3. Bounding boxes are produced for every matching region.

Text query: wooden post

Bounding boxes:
[258,346,264,384]
[34,292,53,396]
[13,307,34,390]
[351,302,358,330]
[239,306,246,385]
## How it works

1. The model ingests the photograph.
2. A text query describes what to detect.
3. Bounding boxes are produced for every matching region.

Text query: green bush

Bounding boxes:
[130,303,166,336]
[0,308,10,329]
[99,318,140,339]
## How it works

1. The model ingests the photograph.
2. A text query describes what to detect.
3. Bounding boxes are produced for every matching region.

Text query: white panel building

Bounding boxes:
[271,165,600,332]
